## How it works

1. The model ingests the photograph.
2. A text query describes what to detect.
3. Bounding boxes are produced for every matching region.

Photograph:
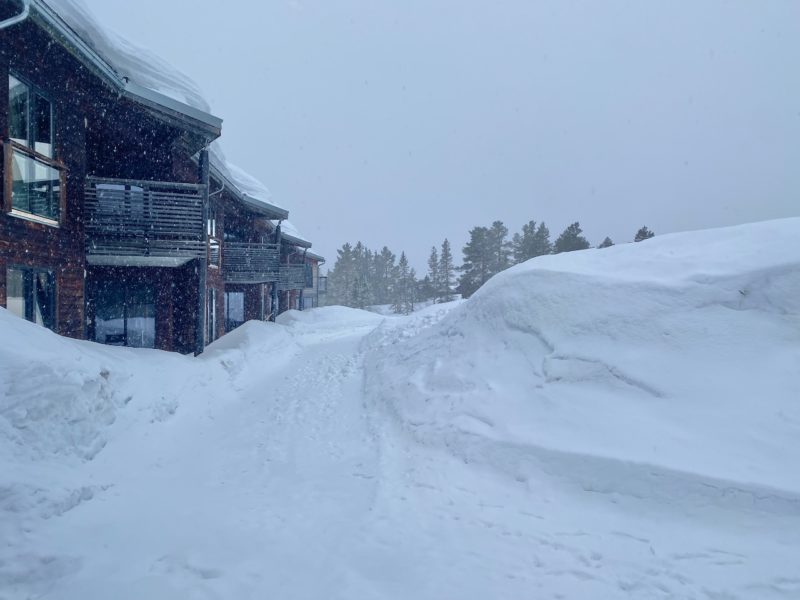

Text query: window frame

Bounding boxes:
[5,265,57,331]
[3,71,66,225]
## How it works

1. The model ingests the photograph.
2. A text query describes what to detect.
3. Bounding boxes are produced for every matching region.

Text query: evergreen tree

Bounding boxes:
[392,252,415,315]
[598,236,614,249]
[417,275,434,302]
[553,222,591,254]
[531,222,553,257]
[327,242,356,306]
[457,226,491,299]
[487,221,512,276]
[426,246,440,303]
[634,226,655,242]
[373,246,397,304]
[350,242,373,308]
[513,220,552,263]
[438,239,455,302]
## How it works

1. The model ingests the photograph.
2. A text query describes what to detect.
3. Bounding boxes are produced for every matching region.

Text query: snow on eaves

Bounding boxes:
[38,0,289,220]
[273,219,312,249]
[209,143,288,220]
[39,0,211,114]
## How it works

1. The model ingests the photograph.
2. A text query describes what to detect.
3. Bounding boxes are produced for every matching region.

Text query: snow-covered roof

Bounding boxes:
[209,144,288,220]
[31,0,221,135]
[273,219,312,249]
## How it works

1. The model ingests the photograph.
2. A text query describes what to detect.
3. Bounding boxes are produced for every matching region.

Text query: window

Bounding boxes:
[5,73,63,222]
[6,267,56,331]
[91,282,155,348]
[206,289,217,344]
[224,291,245,332]
[207,203,221,267]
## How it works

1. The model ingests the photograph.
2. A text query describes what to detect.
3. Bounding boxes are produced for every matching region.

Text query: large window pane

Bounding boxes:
[11,150,61,220]
[6,268,26,320]
[224,291,245,332]
[92,283,155,348]
[5,268,56,331]
[9,75,28,146]
[33,93,53,158]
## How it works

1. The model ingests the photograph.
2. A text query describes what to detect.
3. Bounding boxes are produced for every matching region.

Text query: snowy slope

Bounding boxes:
[2,219,800,599]
[368,219,800,498]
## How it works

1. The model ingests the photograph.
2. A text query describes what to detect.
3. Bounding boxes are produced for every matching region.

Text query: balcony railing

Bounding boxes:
[85,177,205,263]
[223,242,280,283]
[278,264,313,290]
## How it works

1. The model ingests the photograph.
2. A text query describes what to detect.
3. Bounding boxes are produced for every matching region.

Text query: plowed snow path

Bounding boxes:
[5,308,800,600]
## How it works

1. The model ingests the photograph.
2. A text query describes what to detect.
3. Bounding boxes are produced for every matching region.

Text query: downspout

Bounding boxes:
[270,221,282,322]
[0,0,30,30]
[299,248,308,311]
[195,146,210,355]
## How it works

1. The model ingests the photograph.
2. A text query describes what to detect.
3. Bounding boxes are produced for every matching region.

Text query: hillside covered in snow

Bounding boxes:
[1,219,799,599]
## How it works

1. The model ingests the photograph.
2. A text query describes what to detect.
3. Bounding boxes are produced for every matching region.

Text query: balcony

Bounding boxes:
[278,264,313,291]
[223,242,280,283]
[84,177,206,267]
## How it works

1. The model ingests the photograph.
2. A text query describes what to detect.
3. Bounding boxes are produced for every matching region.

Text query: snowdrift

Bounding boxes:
[366,218,800,505]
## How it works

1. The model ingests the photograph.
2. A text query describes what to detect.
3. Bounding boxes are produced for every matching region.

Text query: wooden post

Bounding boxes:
[270,222,281,322]
[195,147,209,355]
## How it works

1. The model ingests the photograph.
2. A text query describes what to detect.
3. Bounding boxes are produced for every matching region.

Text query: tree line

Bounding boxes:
[325,222,655,313]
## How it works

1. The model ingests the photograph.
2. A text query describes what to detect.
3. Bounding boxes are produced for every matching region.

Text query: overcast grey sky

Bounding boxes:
[83,0,800,270]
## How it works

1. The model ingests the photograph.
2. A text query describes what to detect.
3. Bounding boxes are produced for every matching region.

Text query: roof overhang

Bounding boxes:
[282,233,312,249]
[29,0,221,141]
[305,250,326,263]
[209,163,289,221]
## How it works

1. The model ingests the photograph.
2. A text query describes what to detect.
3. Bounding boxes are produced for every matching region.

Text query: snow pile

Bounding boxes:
[0,309,190,462]
[367,218,800,501]
[201,320,300,388]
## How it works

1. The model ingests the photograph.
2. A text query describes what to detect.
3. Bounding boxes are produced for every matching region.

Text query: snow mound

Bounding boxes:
[202,320,301,386]
[366,218,800,502]
[0,309,189,461]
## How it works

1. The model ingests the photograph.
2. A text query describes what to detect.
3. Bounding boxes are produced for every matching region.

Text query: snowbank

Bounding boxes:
[0,309,191,462]
[366,218,800,500]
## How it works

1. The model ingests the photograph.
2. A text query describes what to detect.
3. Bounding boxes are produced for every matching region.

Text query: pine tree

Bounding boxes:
[513,220,552,263]
[438,239,455,302]
[427,246,440,303]
[598,236,614,249]
[487,221,512,276]
[373,246,397,304]
[457,226,491,299]
[392,252,415,315]
[327,242,356,306]
[634,226,655,242]
[531,222,553,257]
[553,222,591,254]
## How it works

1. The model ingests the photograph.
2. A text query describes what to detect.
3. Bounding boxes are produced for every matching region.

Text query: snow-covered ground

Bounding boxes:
[2,219,799,599]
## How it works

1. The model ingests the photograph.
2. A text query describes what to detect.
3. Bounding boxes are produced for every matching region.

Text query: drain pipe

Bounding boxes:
[0,0,30,30]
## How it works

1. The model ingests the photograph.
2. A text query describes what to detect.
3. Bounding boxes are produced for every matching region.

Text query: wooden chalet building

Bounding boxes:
[0,0,324,354]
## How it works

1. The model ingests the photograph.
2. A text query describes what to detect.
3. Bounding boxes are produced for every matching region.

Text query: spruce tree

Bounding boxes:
[634,226,655,242]
[513,220,552,263]
[327,242,356,306]
[553,222,591,254]
[438,239,455,302]
[457,226,491,299]
[392,252,414,315]
[598,237,614,249]
[427,246,440,303]
[487,221,512,276]
[531,222,553,257]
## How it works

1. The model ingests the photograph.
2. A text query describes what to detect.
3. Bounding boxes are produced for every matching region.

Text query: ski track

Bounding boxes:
[2,307,799,599]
